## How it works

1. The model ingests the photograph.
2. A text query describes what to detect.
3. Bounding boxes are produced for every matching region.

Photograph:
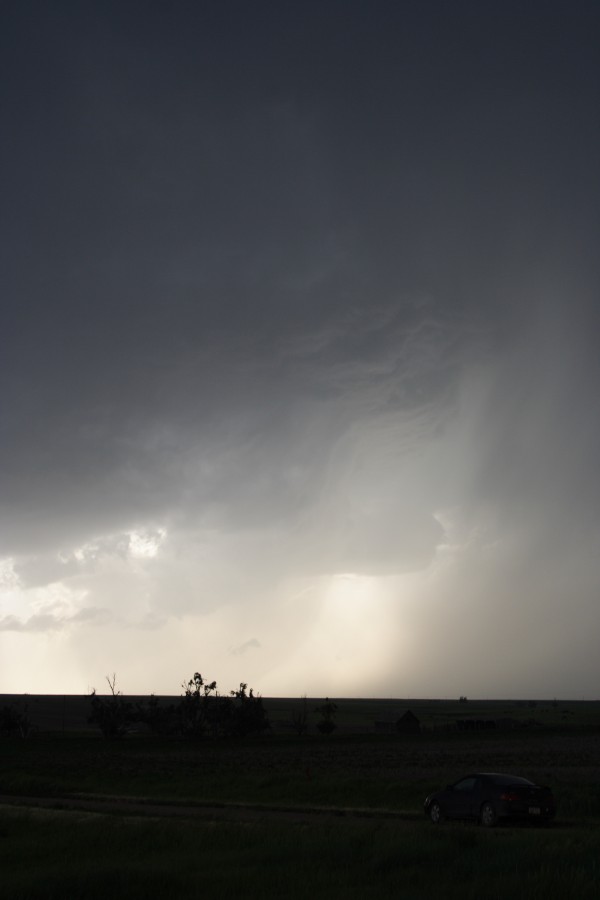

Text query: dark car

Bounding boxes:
[424,773,556,827]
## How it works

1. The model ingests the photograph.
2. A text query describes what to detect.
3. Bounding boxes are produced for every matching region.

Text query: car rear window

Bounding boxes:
[488,774,534,786]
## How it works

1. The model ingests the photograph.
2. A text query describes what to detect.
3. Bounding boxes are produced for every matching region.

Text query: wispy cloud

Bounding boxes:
[0,607,113,633]
[230,638,261,657]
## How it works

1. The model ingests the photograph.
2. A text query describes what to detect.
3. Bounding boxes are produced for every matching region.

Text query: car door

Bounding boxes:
[468,777,485,818]
[448,776,479,819]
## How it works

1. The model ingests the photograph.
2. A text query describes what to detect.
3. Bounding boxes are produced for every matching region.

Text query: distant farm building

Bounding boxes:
[374,709,421,734]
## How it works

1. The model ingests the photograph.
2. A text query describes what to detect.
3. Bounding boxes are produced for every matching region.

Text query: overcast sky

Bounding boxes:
[2,1,599,698]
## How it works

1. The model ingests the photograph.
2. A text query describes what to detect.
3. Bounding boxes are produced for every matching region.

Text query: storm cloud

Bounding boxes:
[1,1,599,697]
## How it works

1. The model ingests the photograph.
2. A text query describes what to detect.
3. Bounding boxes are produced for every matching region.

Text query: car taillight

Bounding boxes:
[500,791,520,801]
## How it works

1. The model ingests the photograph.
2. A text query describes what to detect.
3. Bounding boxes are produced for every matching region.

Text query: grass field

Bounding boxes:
[3,693,600,734]
[1,696,599,897]
[1,803,600,900]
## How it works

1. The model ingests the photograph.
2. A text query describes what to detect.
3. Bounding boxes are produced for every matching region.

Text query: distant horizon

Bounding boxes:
[2,691,598,703]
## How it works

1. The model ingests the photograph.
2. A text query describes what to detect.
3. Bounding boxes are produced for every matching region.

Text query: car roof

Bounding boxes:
[466,772,535,785]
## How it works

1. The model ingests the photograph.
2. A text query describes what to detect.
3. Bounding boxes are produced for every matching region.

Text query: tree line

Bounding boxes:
[89,672,270,740]
[0,678,339,740]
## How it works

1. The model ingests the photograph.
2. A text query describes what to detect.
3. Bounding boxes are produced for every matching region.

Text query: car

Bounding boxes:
[424,772,556,827]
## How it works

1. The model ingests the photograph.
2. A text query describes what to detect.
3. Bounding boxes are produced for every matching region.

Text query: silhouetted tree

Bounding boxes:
[315,697,337,735]
[135,693,179,736]
[89,670,269,740]
[178,672,219,738]
[88,674,133,739]
[290,695,309,736]
[0,702,31,738]
[225,683,269,738]
[177,674,269,739]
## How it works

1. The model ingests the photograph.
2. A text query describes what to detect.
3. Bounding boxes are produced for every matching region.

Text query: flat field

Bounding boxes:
[1,697,599,897]
[3,693,600,734]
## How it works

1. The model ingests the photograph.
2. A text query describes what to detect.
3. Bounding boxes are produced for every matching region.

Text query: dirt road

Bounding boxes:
[0,793,420,825]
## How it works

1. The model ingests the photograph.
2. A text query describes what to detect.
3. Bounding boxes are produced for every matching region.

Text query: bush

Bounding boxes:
[314,698,337,735]
[135,694,179,737]
[226,683,270,738]
[88,675,133,739]
[290,695,309,736]
[0,703,32,738]
[88,672,270,740]
[177,675,270,739]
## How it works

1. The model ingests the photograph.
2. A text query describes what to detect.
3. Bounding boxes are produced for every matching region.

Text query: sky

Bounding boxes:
[1,1,599,699]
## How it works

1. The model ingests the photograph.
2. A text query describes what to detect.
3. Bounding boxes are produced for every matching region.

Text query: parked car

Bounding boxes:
[424,772,556,827]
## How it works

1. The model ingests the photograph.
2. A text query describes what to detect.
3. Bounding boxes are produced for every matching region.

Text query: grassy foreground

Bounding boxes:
[2,729,600,818]
[1,804,599,900]
[1,711,599,898]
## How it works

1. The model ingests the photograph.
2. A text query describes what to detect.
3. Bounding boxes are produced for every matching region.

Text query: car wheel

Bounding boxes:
[480,802,498,828]
[429,801,443,824]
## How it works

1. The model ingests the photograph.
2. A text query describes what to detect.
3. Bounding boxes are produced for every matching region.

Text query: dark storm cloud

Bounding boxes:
[1,2,599,693]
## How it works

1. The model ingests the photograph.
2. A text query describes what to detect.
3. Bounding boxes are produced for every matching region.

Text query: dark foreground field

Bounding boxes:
[2,801,599,900]
[1,698,599,897]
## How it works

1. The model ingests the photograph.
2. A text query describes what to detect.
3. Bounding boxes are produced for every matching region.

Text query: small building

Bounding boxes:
[374,709,421,734]
[396,709,420,733]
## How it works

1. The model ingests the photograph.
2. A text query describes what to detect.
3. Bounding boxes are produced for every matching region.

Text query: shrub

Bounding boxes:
[315,698,337,735]
[226,683,270,738]
[290,695,309,736]
[88,675,133,739]
[135,694,179,736]
[0,703,32,738]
